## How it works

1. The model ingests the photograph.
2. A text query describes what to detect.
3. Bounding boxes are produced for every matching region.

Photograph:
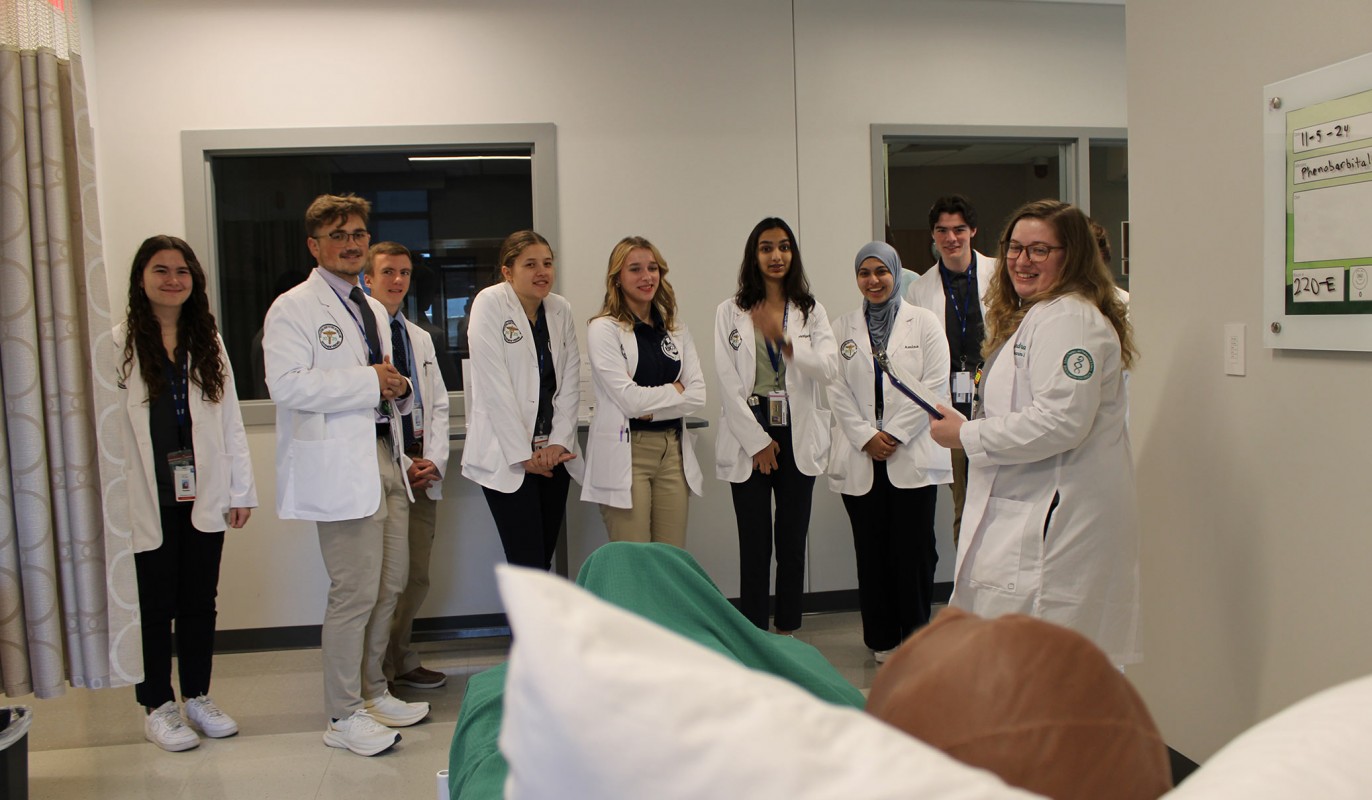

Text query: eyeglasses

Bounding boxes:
[315,230,371,244]
[1004,242,1064,263]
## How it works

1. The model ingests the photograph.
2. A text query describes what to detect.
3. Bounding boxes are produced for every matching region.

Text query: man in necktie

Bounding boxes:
[262,194,429,757]
[365,242,451,692]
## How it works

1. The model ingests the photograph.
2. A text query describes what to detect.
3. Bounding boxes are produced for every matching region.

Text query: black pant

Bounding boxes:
[840,462,938,651]
[730,416,815,632]
[482,464,571,571]
[133,504,225,708]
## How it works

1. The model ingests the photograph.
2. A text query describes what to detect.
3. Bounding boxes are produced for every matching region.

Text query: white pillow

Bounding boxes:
[494,565,1041,800]
[1164,674,1372,799]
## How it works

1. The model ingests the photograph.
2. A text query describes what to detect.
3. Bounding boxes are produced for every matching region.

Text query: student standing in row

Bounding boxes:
[930,200,1140,668]
[714,218,835,634]
[829,242,952,663]
[904,195,990,547]
[116,235,256,752]
[364,242,451,691]
[461,231,583,571]
[583,237,706,545]
[264,194,428,757]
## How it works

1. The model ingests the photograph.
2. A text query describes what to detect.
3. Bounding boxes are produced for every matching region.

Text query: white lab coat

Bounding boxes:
[582,315,706,508]
[952,294,1140,665]
[114,325,257,553]
[264,269,413,522]
[402,316,451,500]
[713,298,836,482]
[827,303,953,494]
[460,281,584,494]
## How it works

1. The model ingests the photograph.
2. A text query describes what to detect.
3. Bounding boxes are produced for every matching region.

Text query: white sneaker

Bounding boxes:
[323,709,399,757]
[363,690,430,727]
[145,700,200,752]
[184,695,239,738]
[873,648,894,664]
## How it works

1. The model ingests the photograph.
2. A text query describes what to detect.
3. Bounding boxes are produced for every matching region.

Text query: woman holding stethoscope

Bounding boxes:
[461,230,584,571]
[714,218,836,634]
[115,235,256,752]
[583,236,706,546]
[828,241,951,662]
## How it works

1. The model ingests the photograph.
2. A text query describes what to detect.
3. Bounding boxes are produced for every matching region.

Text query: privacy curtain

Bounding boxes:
[0,0,140,697]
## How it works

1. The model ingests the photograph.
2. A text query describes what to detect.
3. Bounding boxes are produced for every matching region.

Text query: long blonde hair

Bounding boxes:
[983,200,1136,369]
[592,236,680,331]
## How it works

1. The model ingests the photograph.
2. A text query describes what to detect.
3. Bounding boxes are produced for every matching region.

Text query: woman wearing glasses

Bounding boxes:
[583,236,706,546]
[714,218,835,634]
[115,236,256,751]
[461,230,584,570]
[828,242,951,662]
[929,199,1140,667]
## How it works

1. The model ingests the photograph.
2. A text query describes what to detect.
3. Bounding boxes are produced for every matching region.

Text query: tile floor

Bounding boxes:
[13,610,886,800]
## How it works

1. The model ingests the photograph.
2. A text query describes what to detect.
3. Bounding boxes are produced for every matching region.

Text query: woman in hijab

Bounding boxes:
[827,242,952,662]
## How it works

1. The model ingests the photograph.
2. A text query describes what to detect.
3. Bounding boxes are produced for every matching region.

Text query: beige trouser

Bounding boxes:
[385,491,437,680]
[599,428,689,548]
[951,446,969,548]
[316,439,410,720]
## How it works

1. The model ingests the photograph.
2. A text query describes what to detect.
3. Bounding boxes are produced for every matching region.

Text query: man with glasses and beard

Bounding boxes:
[263,193,429,756]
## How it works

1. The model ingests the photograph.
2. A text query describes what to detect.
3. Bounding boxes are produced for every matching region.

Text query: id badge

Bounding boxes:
[952,371,974,404]
[532,433,550,450]
[413,405,425,439]
[169,449,196,502]
[767,390,789,427]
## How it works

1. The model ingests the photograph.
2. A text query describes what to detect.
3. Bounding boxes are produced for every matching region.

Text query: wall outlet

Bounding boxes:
[1224,323,1245,376]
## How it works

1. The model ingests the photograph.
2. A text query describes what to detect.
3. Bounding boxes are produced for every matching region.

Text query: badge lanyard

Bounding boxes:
[394,317,425,439]
[166,353,196,502]
[763,305,789,427]
[944,258,977,404]
[327,284,375,364]
[531,310,552,448]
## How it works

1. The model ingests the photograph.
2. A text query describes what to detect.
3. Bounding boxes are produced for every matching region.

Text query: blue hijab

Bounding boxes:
[855,241,903,353]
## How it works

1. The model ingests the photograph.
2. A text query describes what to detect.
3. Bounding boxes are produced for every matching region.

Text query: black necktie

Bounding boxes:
[391,318,417,450]
[349,286,382,366]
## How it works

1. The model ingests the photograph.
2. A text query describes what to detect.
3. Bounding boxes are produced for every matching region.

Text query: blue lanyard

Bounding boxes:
[392,315,423,411]
[328,284,375,363]
[763,305,789,375]
[164,353,190,435]
[941,255,977,364]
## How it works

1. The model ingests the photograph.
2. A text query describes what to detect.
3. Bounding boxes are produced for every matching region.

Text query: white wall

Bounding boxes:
[1127,0,1372,760]
[84,0,1125,630]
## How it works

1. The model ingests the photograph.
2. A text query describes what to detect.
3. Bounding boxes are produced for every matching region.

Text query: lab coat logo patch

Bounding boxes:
[728,329,742,350]
[661,336,681,361]
[318,324,344,350]
[1062,348,1094,380]
[840,339,858,360]
[502,320,523,344]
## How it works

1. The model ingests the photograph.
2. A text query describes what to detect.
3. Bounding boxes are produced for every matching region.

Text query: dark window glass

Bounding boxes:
[211,149,533,399]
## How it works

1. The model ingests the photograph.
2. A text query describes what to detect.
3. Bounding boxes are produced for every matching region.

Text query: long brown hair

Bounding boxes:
[733,217,814,323]
[121,235,227,403]
[983,200,1136,369]
[592,236,680,331]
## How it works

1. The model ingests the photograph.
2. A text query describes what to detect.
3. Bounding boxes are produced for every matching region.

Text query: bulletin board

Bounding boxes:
[1264,50,1372,351]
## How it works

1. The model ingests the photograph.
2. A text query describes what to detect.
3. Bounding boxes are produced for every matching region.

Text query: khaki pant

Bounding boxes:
[385,491,436,680]
[951,446,969,548]
[600,428,689,548]
[316,439,410,720]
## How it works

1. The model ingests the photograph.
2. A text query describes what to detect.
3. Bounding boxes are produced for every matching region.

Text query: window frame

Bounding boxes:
[869,123,1127,242]
[181,123,559,425]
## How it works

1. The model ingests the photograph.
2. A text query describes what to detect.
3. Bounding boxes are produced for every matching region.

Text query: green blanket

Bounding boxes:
[448,542,866,799]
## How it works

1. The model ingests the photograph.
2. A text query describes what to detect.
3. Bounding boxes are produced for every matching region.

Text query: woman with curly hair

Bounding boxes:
[115,235,256,751]
[929,199,1140,667]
